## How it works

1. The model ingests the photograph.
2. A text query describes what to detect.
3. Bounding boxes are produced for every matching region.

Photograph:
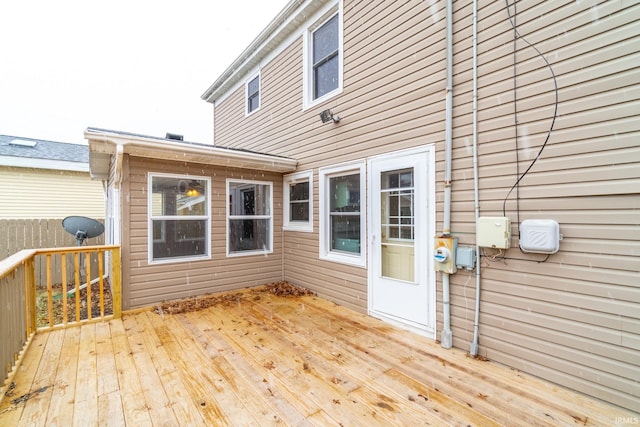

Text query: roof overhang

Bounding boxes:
[201,0,327,103]
[84,128,297,180]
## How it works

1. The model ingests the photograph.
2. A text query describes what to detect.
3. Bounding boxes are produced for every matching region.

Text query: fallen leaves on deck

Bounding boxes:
[261,281,316,297]
[154,281,315,315]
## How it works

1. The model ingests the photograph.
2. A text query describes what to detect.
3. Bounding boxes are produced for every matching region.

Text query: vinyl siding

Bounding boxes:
[0,166,104,219]
[446,0,640,413]
[210,0,640,412]
[215,0,447,314]
[121,155,284,309]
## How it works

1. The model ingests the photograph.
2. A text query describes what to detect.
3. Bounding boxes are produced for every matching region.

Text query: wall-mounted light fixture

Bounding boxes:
[319,109,341,124]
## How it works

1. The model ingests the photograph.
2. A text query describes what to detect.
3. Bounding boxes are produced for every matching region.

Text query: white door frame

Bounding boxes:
[367,145,436,338]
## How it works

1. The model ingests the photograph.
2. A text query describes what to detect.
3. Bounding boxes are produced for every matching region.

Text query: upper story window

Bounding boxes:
[283,170,313,232]
[246,74,260,115]
[304,5,342,109]
[148,173,210,264]
[227,179,273,256]
[313,14,339,99]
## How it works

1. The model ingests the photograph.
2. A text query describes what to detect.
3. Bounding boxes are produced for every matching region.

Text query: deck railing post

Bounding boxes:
[26,258,36,335]
[111,247,122,319]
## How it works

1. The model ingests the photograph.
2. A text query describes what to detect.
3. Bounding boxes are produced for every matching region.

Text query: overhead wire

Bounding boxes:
[502,0,559,218]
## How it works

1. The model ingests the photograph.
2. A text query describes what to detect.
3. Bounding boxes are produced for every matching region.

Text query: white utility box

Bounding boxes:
[477,217,511,249]
[519,219,561,254]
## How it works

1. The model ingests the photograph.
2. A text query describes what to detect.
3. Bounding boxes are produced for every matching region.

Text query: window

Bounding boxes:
[227,180,272,255]
[313,14,339,99]
[319,162,366,267]
[304,7,342,108]
[283,170,313,232]
[148,174,210,263]
[246,74,260,114]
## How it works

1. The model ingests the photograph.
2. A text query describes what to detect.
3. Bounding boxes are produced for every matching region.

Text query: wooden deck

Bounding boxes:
[0,287,632,426]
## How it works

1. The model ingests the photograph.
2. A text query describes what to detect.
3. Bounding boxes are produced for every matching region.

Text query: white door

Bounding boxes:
[368,147,435,337]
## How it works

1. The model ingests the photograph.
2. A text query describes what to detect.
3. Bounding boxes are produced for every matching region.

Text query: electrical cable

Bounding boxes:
[502,0,559,218]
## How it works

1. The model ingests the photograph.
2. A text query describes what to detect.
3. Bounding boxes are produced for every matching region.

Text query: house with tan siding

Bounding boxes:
[0,135,104,256]
[86,0,640,414]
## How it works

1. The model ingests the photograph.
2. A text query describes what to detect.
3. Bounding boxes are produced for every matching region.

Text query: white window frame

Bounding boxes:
[148,173,211,265]
[302,1,343,110]
[283,170,313,232]
[319,161,366,267]
[226,178,273,257]
[245,72,260,116]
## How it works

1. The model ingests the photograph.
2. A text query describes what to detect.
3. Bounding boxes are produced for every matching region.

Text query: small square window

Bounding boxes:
[246,74,260,114]
[283,170,313,232]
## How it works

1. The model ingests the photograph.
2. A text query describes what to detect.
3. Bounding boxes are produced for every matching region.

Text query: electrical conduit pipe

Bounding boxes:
[470,0,482,357]
[441,0,454,349]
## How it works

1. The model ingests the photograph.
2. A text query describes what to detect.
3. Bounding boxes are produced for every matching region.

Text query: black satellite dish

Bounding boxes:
[62,216,105,246]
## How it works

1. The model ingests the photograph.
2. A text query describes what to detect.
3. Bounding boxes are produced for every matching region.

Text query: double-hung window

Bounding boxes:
[227,179,272,255]
[319,162,366,266]
[283,170,313,232]
[246,74,260,115]
[149,173,210,263]
[304,6,342,108]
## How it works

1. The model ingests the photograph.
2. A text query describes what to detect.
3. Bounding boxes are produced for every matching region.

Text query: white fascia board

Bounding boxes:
[0,155,89,172]
[85,129,297,173]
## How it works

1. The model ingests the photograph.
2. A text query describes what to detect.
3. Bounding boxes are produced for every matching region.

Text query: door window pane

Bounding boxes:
[380,168,415,282]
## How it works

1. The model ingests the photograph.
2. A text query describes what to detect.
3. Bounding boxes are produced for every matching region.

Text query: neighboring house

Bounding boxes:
[0,135,104,257]
[86,0,639,414]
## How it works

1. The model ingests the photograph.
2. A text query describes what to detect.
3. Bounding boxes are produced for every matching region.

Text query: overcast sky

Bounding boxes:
[0,0,289,144]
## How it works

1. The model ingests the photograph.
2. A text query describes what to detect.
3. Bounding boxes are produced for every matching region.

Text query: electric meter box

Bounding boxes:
[434,237,457,274]
[477,217,511,249]
[519,219,561,254]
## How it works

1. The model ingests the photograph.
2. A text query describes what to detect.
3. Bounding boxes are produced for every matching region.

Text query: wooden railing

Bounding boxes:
[0,245,120,395]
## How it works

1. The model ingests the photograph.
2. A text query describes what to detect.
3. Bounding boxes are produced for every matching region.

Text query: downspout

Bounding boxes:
[470,0,481,356]
[113,143,124,246]
[441,0,454,349]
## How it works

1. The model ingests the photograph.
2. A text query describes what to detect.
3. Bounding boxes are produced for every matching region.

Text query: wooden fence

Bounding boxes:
[0,219,105,287]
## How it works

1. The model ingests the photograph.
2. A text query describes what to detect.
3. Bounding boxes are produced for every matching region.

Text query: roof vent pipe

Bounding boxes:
[440,0,454,350]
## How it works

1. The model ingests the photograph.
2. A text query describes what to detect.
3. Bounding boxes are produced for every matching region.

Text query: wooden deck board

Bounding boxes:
[46,326,80,427]
[1,288,636,426]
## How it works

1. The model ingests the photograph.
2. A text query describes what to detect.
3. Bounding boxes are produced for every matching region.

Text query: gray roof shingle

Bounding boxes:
[0,134,88,163]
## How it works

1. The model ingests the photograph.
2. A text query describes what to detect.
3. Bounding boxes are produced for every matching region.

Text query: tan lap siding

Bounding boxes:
[448,0,640,411]
[215,1,448,312]
[211,0,639,412]
[123,156,284,309]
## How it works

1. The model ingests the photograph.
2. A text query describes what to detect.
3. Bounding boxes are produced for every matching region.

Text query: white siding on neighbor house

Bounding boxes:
[210,0,639,413]
[120,155,285,310]
[0,167,104,219]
